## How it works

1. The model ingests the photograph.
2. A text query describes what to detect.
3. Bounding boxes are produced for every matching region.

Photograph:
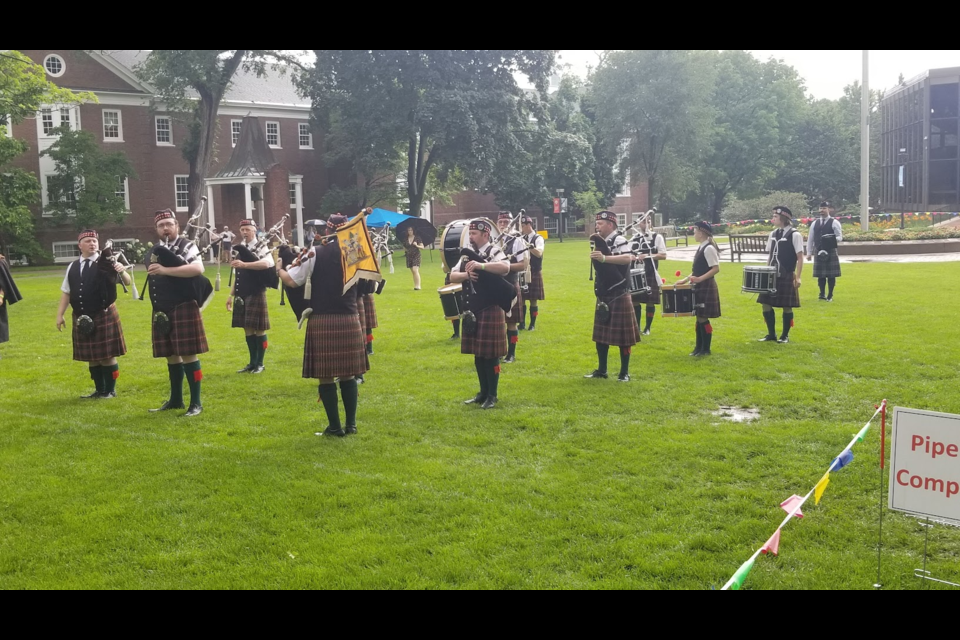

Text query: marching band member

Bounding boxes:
[278,213,367,437]
[226,219,274,374]
[586,211,640,382]
[678,221,721,356]
[449,219,510,409]
[758,206,803,344]
[497,212,528,364]
[54,230,130,398]
[807,200,842,301]
[631,215,667,335]
[519,215,544,331]
[146,209,209,417]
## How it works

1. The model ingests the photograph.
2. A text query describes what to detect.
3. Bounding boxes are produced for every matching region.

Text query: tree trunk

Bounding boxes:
[710,188,727,224]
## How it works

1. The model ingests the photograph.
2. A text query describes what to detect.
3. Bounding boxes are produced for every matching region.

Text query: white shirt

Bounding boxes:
[220,231,236,244]
[60,252,100,294]
[766,227,804,257]
[451,242,508,273]
[699,241,720,268]
[525,232,545,255]
[505,235,528,264]
[605,230,630,256]
[806,217,843,255]
[285,248,317,287]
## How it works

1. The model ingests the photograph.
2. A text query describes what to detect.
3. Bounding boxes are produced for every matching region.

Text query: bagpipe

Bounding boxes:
[589,233,628,295]
[458,246,517,314]
[98,240,137,298]
[139,242,215,313]
[229,214,289,291]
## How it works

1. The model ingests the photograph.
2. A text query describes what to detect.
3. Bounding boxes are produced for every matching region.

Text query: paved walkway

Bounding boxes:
[666,244,960,263]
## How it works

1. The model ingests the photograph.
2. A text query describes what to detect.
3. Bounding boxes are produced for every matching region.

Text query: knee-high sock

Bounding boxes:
[693,321,703,352]
[257,334,268,366]
[245,335,257,366]
[104,363,119,393]
[474,356,488,398]
[452,319,461,336]
[167,363,184,405]
[486,358,501,398]
[318,383,341,429]
[762,309,776,338]
[781,312,794,339]
[507,330,518,358]
[701,320,713,352]
[645,304,655,332]
[596,343,609,372]
[818,277,826,296]
[89,365,105,394]
[339,378,358,427]
[827,277,836,297]
[619,346,631,377]
[634,304,643,325]
[520,303,527,329]
[182,360,203,407]
[529,305,538,328]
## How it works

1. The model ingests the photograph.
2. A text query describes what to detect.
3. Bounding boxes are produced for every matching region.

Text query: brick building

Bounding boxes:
[9,50,324,262]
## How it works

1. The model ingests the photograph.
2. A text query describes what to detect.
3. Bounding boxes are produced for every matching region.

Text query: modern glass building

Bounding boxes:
[881,67,960,212]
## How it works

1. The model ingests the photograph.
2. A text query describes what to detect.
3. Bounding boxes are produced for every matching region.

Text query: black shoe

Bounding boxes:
[366,344,374,356]
[345,424,357,435]
[758,335,777,342]
[450,333,460,340]
[481,396,498,409]
[463,394,487,405]
[527,325,535,332]
[518,323,526,331]
[99,391,117,399]
[642,329,651,336]
[318,425,346,437]
[249,365,265,374]
[503,354,515,364]
[182,404,203,417]
[80,390,102,399]
[618,374,630,382]
[583,370,608,379]
[149,400,185,412]
[826,296,833,302]
[696,350,712,356]
[237,364,254,373]
[777,336,790,344]
[818,294,826,300]
[689,348,702,356]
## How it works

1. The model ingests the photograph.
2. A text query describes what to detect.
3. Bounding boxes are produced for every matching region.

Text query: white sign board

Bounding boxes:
[889,407,960,521]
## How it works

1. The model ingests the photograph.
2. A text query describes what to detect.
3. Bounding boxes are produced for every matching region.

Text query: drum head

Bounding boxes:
[440,220,470,273]
[438,283,463,295]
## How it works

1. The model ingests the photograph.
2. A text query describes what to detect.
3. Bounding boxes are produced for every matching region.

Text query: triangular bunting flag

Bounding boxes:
[831,449,854,471]
[760,529,781,556]
[814,471,831,505]
[855,424,870,443]
[780,494,805,518]
[729,557,755,590]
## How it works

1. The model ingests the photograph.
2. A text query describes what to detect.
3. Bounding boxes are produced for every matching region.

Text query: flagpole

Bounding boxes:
[861,50,870,231]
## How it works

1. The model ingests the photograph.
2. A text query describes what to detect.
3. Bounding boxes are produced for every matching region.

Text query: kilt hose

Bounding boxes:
[231,289,270,331]
[152,300,209,358]
[693,278,722,319]
[506,282,524,323]
[527,270,545,301]
[72,304,126,362]
[757,273,801,308]
[633,278,661,306]
[461,305,508,359]
[362,293,378,330]
[303,312,368,379]
[812,250,842,278]
[593,292,640,347]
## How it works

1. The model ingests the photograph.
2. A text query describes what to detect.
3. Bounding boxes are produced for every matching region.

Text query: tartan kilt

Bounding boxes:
[633,279,661,306]
[357,295,367,332]
[527,270,545,301]
[812,250,842,278]
[693,278,722,318]
[406,247,422,269]
[72,304,126,362]
[362,293,378,330]
[506,282,523,323]
[461,305,507,359]
[593,292,640,347]
[231,289,270,331]
[152,300,209,358]
[757,273,801,308]
[302,312,368,379]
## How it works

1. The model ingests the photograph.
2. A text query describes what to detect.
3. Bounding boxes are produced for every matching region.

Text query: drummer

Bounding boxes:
[758,206,803,344]
[677,221,720,356]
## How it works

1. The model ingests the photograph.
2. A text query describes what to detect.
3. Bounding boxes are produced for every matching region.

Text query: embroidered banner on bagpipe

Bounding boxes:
[721,400,887,590]
[336,212,383,295]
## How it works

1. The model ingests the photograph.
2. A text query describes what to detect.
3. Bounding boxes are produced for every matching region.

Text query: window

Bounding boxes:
[44,54,65,78]
[175,175,189,212]
[155,116,172,145]
[266,121,280,148]
[3,116,11,138]
[102,109,122,141]
[289,182,297,208]
[616,213,627,229]
[116,177,130,211]
[298,123,313,149]
[231,120,242,146]
[52,242,81,262]
[543,217,558,234]
[60,107,71,130]
[617,168,631,198]
[41,109,54,135]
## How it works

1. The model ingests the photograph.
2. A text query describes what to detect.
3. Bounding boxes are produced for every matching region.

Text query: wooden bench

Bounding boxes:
[727,234,768,262]
[652,225,689,247]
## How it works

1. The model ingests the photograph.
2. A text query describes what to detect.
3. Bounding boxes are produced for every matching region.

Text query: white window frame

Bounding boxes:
[3,116,11,138]
[52,241,81,263]
[155,116,173,146]
[231,119,242,147]
[543,217,558,234]
[41,173,81,216]
[37,104,79,139]
[266,121,280,148]
[43,54,66,78]
[298,122,313,149]
[116,176,131,212]
[617,168,631,198]
[174,175,189,212]
[102,109,123,142]
[616,213,628,229]
[289,182,297,208]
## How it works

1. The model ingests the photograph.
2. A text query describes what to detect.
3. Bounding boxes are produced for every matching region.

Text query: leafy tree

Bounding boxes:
[135,50,303,213]
[0,51,95,127]
[300,50,556,217]
[722,191,812,223]
[41,128,137,229]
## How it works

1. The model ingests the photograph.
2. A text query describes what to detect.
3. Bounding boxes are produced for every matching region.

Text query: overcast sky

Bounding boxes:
[555,50,960,99]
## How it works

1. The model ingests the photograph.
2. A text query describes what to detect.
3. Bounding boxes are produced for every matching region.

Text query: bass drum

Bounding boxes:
[440,218,500,272]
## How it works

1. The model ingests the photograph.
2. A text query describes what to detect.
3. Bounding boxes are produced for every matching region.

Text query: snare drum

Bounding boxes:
[438,283,464,320]
[661,283,696,317]
[518,269,530,294]
[741,265,778,294]
[629,267,649,303]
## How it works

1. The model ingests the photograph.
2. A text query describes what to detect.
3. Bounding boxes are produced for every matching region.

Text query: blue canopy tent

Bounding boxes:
[365,208,412,228]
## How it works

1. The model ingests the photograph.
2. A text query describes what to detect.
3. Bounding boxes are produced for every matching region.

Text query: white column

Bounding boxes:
[244,181,253,220]
[206,183,216,262]
[295,181,304,246]
[257,194,265,229]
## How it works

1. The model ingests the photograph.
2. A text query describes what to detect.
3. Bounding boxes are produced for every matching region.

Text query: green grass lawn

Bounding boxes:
[1,240,958,589]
